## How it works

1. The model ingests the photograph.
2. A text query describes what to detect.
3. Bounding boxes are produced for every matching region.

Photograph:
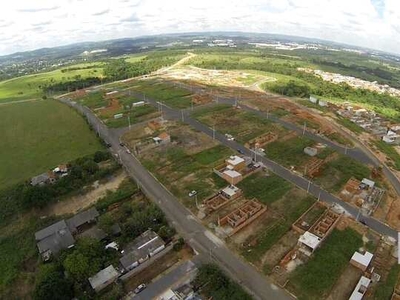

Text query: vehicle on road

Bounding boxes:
[188,190,197,197]
[134,283,146,294]
[119,142,125,147]
[225,133,235,141]
[237,149,244,154]
[126,149,131,154]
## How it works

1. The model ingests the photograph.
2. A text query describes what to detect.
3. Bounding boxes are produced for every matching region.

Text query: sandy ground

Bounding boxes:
[45,171,127,216]
[326,265,363,300]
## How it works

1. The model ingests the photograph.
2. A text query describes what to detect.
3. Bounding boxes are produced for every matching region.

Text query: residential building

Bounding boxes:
[66,207,99,234]
[120,230,165,271]
[225,155,246,171]
[35,220,75,261]
[220,185,241,199]
[350,251,373,272]
[349,276,371,300]
[298,231,322,256]
[222,170,243,185]
[88,265,119,292]
[31,171,56,186]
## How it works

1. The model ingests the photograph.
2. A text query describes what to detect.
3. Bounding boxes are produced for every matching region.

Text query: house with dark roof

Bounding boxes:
[31,171,56,186]
[119,230,165,271]
[35,220,75,261]
[66,207,99,234]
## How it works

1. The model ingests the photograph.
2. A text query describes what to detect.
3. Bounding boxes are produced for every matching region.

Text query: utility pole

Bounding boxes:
[302,122,307,136]
[307,180,311,193]
[128,114,131,130]
[318,190,321,201]
[266,109,269,119]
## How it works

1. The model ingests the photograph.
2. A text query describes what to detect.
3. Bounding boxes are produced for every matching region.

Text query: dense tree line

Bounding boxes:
[43,77,102,93]
[269,80,311,97]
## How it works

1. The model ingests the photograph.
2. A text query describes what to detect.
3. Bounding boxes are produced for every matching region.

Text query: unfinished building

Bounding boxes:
[218,199,266,237]
[340,177,385,215]
[245,132,278,150]
[297,208,341,256]
[203,185,242,214]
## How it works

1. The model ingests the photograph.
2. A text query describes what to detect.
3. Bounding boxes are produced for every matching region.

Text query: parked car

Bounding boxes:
[237,149,244,154]
[188,190,197,197]
[126,149,131,154]
[119,142,125,147]
[134,283,146,294]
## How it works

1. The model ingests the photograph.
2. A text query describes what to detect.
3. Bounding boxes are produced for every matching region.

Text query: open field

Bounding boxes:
[0,100,103,188]
[0,64,103,102]
[288,228,363,300]
[193,104,287,143]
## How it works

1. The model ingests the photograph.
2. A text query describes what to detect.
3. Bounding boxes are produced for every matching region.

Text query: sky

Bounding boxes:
[0,0,399,56]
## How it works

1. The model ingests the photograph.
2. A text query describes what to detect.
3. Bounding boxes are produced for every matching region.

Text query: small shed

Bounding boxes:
[222,170,243,185]
[361,178,375,189]
[88,265,119,292]
[304,147,318,157]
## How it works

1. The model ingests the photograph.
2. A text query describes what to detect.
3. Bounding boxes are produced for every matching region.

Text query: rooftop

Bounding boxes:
[78,226,107,241]
[351,251,373,267]
[66,207,99,232]
[36,226,75,256]
[226,155,245,166]
[298,231,322,250]
[349,276,371,300]
[223,170,242,178]
[221,185,240,197]
[31,172,50,186]
[35,220,69,241]
[361,178,375,188]
[88,265,119,291]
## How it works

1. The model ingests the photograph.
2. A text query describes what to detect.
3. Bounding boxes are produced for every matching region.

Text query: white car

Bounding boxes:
[134,284,146,294]
[126,149,131,154]
[188,190,197,197]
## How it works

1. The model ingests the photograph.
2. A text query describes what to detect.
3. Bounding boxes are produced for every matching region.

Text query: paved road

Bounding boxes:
[130,259,198,300]
[60,98,292,300]
[137,96,398,240]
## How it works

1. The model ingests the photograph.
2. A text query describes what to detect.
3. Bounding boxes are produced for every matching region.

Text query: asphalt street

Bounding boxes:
[60,98,293,300]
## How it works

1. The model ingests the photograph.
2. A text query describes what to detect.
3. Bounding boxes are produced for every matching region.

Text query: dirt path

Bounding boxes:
[45,171,127,216]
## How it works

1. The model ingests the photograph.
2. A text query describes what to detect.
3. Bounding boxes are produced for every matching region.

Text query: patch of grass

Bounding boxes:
[373,263,400,300]
[0,100,103,189]
[374,140,400,171]
[238,173,291,205]
[193,145,232,166]
[327,155,371,191]
[0,65,103,102]
[266,136,314,167]
[288,228,363,300]
[104,105,158,128]
[79,91,107,109]
[336,116,364,134]
[132,81,193,109]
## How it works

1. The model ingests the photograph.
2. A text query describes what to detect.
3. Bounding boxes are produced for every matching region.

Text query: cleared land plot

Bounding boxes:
[0,100,103,189]
[265,136,314,167]
[237,173,291,205]
[315,155,371,192]
[287,228,363,300]
[129,80,193,109]
[193,105,287,143]
[0,64,103,102]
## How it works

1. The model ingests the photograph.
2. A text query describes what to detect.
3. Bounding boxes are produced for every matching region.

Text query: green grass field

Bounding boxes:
[288,228,363,300]
[0,64,103,102]
[0,100,103,188]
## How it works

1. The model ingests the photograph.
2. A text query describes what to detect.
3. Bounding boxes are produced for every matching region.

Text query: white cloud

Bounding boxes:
[0,0,399,55]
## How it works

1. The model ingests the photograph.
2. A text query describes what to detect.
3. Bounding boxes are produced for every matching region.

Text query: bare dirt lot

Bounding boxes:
[45,171,127,216]
[326,265,363,300]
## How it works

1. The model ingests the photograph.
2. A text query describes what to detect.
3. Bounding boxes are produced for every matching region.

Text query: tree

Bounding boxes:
[63,252,92,283]
[93,150,110,163]
[33,264,73,300]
